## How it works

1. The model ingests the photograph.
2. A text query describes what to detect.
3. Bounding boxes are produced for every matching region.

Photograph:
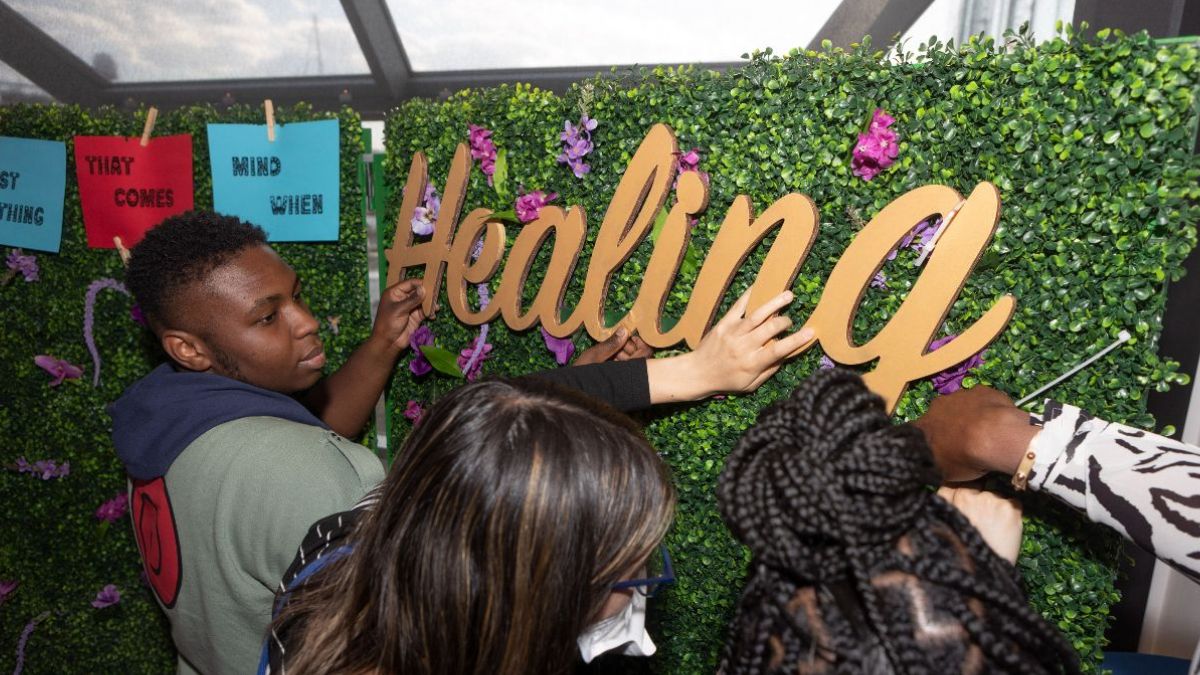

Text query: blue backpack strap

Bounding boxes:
[257,545,353,675]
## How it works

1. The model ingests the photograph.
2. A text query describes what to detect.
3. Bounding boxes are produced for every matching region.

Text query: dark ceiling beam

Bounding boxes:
[0,0,107,103]
[806,0,936,49]
[103,75,393,117]
[340,0,411,98]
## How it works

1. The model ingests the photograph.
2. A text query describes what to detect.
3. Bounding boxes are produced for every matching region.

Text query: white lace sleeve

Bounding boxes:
[1027,401,1200,582]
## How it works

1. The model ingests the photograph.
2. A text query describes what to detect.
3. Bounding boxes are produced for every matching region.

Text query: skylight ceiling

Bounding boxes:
[6,0,370,82]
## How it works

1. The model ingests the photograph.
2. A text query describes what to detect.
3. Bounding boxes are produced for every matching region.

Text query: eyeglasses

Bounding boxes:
[611,544,675,598]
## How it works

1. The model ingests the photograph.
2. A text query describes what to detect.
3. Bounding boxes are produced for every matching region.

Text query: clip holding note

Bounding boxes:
[264,99,276,142]
[913,200,966,267]
[139,107,159,147]
[113,236,131,267]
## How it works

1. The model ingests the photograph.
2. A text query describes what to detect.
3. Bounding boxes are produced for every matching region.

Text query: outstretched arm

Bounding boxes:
[915,386,1200,581]
[301,280,426,437]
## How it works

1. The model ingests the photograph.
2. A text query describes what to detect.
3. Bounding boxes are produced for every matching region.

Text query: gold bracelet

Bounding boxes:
[1011,448,1037,491]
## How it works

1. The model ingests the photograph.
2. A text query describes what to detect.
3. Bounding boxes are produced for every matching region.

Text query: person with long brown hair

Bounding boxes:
[266,376,677,675]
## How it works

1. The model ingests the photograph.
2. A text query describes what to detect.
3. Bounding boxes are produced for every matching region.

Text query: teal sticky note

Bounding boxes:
[207,119,340,242]
[0,136,67,253]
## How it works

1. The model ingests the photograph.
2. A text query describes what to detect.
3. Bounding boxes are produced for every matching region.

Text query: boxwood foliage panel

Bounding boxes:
[0,103,369,673]
[383,29,1200,674]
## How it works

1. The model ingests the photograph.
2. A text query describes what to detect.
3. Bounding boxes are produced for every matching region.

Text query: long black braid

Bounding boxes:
[717,369,1080,674]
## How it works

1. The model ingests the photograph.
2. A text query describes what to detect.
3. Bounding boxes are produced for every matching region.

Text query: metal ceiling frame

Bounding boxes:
[0,0,934,118]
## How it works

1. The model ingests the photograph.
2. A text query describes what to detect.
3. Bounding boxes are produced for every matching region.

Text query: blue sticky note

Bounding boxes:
[0,136,67,252]
[207,119,340,242]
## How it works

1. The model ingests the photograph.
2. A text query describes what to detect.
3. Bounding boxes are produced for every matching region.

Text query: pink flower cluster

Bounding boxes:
[468,124,498,186]
[409,325,435,376]
[852,109,900,181]
[558,115,597,178]
[404,400,424,425]
[95,493,129,523]
[929,334,986,395]
[34,355,82,387]
[675,148,710,187]
[541,327,575,365]
[91,584,120,609]
[5,249,39,282]
[515,189,557,223]
[15,457,70,480]
[411,183,441,236]
[457,336,493,381]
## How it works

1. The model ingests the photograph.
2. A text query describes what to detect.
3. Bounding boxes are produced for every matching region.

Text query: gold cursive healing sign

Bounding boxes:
[386,123,1015,412]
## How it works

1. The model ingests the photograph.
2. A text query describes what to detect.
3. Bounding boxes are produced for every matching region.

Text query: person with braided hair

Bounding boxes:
[717,368,1079,675]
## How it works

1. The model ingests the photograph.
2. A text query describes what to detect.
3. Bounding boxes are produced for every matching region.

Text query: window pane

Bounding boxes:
[7,0,370,82]
[387,0,844,72]
[0,61,53,104]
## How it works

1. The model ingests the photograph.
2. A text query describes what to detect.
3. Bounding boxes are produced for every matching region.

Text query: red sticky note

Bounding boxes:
[74,134,194,248]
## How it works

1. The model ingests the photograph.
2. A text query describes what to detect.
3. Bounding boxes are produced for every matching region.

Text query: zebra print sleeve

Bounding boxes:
[1026,401,1200,583]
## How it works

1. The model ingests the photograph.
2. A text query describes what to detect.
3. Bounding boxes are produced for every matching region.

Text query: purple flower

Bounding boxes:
[468,124,498,185]
[818,355,836,370]
[457,336,493,381]
[851,108,901,182]
[6,249,39,282]
[409,325,435,376]
[883,217,941,261]
[90,584,121,609]
[541,327,575,365]
[95,493,129,523]
[404,400,424,425]
[34,355,83,387]
[928,334,986,395]
[130,304,147,326]
[411,182,441,236]
[14,611,49,675]
[871,272,888,289]
[0,580,16,605]
[515,190,558,223]
[16,457,70,480]
[558,115,598,178]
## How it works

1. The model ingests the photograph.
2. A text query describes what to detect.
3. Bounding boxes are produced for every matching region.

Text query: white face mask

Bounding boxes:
[577,590,657,663]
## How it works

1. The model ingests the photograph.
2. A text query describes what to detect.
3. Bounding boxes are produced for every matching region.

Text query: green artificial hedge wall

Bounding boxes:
[0,104,370,672]
[382,29,1200,673]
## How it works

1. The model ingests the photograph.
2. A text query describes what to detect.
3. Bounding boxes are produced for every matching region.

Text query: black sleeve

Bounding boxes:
[531,359,651,412]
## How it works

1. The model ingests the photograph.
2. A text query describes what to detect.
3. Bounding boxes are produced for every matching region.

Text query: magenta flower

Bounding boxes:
[34,355,83,387]
[404,400,424,425]
[90,584,121,609]
[468,124,498,186]
[515,190,558,223]
[457,336,493,381]
[558,115,598,178]
[0,580,16,605]
[95,493,129,523]
[851,108,900,181]
[5,249,39,282]
[928,334,986,395]
[15,457,70,480]
[674,147,711,189]
[130,304,147,327]
[818,355,836,370]
[409,325,435,376]
[411,182,441,236]
[541,327,575,365]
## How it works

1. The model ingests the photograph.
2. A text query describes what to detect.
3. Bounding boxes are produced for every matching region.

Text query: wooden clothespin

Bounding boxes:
[113,236,131,267]
[139,107,159,147]
[264,99,276,142]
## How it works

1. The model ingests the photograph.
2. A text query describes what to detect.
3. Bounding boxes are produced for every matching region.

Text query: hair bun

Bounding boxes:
[718,369,939,582]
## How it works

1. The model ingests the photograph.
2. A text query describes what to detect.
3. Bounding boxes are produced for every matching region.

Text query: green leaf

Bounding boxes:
[490,208,521,224]
[420,345,464,378]
[649,205,669,243]
[492,149,509,199]
[1103,130,1120,144]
